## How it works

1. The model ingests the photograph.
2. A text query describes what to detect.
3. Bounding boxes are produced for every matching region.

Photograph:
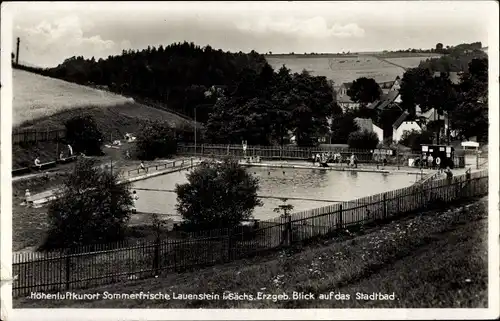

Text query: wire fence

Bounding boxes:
[177,144,466,168]
[12,169,488,297]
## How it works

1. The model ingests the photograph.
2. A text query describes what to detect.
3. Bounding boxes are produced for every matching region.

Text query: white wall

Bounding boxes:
[393,121,422,143]
[372,123,384,143]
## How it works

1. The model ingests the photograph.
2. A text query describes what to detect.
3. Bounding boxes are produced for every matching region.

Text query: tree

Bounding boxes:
[42,158,133,250]
[399,129,434,151]
[435,43,444,52]
[175,158,263,231]
[347,77,382,104]
[135,120,177,160]
[330,112,360,144]
[347,129,379,149]
[273,198,294,218]
[399,68,434,116]
[450,58,488,141]
[64,115,104,155]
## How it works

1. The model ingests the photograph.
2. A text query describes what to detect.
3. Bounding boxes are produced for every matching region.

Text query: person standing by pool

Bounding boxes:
[349,153,357,168]
[131,190,139,213]
[444,166,453,182]
[427,154,434,169]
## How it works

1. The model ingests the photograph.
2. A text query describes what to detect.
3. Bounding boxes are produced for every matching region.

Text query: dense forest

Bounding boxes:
[14,42,269,122]
[14,42,339,146]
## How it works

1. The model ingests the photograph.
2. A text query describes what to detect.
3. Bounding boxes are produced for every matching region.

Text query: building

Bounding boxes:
[336,82,360,111]
[354,117,384,143]
[392,111,422,143]
[367,90,402,112]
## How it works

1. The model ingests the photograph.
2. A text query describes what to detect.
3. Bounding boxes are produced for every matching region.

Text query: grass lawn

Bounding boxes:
[15,196,488,308]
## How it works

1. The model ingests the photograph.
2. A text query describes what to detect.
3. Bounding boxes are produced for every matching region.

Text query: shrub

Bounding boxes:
[64,115,104,155]
[175,158,263,231]
[41,158,133,250]
[399,129,434,151]
[347,129,379,149]
[135,120,177,160]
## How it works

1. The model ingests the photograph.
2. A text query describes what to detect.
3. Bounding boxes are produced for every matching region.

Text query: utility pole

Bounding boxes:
[16,37,20,65]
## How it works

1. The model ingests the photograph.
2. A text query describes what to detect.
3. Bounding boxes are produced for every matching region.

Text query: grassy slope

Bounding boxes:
[15,197,488,308]
[12,69,198,167]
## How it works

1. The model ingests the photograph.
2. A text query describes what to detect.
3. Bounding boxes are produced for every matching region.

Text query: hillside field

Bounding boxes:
[266,55,440,85]
[12,69,198,167]
[13,68,196,130]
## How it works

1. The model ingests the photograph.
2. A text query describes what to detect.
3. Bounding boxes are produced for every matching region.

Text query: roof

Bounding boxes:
[340,82,353,89]
[367,90,400,110]
[392,111,410,129]
[354,118,373,132]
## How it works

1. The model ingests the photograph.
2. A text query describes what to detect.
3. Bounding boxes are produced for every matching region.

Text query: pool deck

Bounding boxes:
[25,159,200,206]
[239,161,473,176]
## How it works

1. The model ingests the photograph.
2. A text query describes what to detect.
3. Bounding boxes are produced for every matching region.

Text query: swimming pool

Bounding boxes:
[132,165,416,221]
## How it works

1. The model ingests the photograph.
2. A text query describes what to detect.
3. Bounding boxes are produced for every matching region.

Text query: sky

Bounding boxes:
[2,1,496,68]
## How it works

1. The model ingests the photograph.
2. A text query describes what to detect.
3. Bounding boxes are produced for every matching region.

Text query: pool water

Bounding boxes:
[132,165,415,221]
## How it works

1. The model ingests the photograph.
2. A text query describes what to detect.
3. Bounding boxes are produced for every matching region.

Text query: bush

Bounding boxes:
[64,115,104,155]
[135,120,177,160]
[175,158,263,231]
[347,129,379,149]
[399,129,434,151]
[42,158,133,250]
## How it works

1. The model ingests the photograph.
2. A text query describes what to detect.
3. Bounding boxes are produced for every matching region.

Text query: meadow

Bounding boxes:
[266,54,438,85]
[13,69,134,127]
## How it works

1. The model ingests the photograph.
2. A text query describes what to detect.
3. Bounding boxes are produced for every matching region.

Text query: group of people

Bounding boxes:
[310,152,359,168]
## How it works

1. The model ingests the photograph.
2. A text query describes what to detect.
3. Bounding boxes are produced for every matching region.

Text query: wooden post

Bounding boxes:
[383,193,387,220]
[287,215,292,246]
[337,204,343,230]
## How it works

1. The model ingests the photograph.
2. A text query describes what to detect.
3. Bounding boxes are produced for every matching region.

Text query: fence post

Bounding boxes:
[153,238,160,276]
[65,250,72,290]
[383,193,387,220]
[227,145,230,156]
[337,204,343,230]
[287,215,292,246]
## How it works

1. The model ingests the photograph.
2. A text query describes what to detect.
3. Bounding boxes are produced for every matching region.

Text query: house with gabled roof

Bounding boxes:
[354,117,384,143]
[336,82,360,111]
[392,110,422,143]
